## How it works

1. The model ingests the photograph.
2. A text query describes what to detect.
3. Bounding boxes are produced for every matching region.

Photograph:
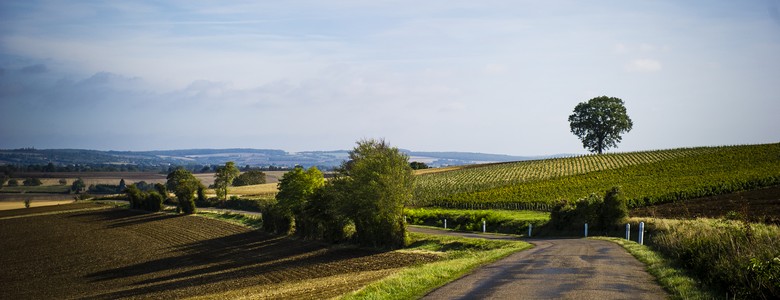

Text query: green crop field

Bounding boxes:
[413,143,780,209]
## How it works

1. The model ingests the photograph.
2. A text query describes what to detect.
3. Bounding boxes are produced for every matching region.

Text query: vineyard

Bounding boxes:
[413,143,780,209]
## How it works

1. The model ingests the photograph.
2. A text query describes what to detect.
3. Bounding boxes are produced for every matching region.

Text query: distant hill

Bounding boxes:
[0,148,543,169]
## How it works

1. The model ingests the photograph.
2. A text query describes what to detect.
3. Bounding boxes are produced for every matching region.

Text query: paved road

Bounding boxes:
[410,228,668,300]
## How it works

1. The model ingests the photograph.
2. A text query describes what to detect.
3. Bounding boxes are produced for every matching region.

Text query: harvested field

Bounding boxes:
[631,186,780,223]
[0,206,438,299]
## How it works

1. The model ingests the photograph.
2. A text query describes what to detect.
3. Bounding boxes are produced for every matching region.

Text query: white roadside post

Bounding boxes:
[444,219,447,229]
[584,223,589,237]
[638,222,645,245]
[626,223,631,240]
[528,224,533,238]
[482,220,486,233]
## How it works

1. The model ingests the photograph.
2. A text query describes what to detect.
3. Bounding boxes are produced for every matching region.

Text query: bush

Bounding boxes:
[233,170,266,186]
[404,208,549,235]
[549,186,628,232]
[7,179,18,187]
[23,178,42,186]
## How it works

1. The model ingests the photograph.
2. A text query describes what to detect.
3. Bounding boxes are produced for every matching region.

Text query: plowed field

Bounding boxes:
[0,205,438,299]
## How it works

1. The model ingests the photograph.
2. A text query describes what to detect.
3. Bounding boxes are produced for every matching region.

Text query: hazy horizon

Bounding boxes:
[2,1,779,156]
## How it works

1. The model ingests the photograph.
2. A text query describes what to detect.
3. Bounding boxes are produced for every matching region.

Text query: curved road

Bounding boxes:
[409,227,668,300]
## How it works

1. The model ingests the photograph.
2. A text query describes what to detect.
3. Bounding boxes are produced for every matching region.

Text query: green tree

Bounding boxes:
[233,170,267,186]
[214,161,240,201]
[166,168,203,214]
[276,166,325,237]
[71,178,85,193]
[8,179,19,187]
[58,178,68,185]
[568,96,633,154]
[410,161,429,170]
[334,139,414,248]
[23,178,43,186]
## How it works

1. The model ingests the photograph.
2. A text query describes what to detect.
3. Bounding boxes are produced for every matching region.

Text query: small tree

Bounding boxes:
[118,179,127,193]
[71,178,85,193]
[166,168,203,214]
[214,161,240,201]
[7,179,19,187]
[58,179,68,185]
[568,96,633,154]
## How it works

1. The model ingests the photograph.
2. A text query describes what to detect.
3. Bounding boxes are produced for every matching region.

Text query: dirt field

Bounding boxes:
[631,186,780,223]
[0,205,437,299]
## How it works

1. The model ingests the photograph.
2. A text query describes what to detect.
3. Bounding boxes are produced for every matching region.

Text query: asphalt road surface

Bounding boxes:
[410,228,668,300]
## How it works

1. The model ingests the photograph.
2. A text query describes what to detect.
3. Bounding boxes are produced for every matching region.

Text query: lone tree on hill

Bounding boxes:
[568,96,633,154]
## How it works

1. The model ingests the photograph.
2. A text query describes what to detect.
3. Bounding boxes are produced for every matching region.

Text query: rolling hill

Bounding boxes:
[413,143,780,209]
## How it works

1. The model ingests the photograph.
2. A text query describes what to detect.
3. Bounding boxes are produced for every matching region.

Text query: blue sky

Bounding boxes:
[1,1,779,155]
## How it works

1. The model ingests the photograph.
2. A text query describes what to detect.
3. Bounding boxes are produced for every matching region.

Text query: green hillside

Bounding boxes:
[413,143,780,210]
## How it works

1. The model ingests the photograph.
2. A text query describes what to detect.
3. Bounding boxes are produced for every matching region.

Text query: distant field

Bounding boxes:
[0,205,437,299]
[414,143,780,209]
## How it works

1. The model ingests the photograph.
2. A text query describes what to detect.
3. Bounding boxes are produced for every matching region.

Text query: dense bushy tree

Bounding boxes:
[410,161,429,170]
[7,179,19,187]
[334,139,414,248]
[71,178,85,193]
[166,168,203,214]
[276,166,326,237]
[58,178,68,185]
[125,184,164,212]
[214,161,240,201]
[599,187,628,227]
[233,170,267,186]
[23,178,43,186]
[569,96,633,154]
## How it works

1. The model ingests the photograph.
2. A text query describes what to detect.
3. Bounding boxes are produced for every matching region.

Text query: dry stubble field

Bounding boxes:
[0,204,437,299]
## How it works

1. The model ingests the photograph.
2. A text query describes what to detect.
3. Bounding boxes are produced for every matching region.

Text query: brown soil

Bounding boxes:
[0,207,438,299]
[631,186,780,224]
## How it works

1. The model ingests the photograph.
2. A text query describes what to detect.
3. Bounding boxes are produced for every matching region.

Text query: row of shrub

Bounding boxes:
[404,207,549,235]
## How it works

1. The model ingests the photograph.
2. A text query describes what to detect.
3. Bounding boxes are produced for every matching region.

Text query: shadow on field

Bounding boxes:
[66,208,177,226]
[80,223,413,299]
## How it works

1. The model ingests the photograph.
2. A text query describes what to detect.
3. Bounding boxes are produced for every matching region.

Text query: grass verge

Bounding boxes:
[341,232,532,299]
[405,207,549,235]
[593,237,717,300]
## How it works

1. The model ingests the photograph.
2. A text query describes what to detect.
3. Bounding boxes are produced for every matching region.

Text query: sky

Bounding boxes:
[1,1,779,156]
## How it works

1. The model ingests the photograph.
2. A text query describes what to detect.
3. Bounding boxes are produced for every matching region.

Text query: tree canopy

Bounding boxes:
[568,96,633,154]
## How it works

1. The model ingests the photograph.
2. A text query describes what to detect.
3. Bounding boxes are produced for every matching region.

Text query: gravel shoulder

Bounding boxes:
[410,227,668,300]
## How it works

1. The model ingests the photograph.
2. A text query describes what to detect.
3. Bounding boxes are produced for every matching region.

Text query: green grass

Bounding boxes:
[195,211,263,229]
[341,232,532,299]
[594,237,717,300]
[405,207,549,235]
[647,218,780,299]
[414,143,780,209]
